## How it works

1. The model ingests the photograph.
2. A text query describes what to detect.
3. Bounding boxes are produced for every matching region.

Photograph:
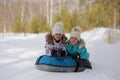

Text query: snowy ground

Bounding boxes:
[0,28,120,80]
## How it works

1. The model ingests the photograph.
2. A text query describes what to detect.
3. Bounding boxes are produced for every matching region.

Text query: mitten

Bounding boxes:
[72,53,81,60]
[57,48,67,57]
[58,50,66,57]
[51,49,58,57]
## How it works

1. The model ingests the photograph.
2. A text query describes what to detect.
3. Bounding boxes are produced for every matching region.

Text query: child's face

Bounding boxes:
[53,34,62,41]
[69,37,79,46]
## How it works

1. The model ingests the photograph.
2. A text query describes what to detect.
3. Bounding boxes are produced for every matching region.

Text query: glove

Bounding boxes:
[57,49,66,57]
[51,49,67,57]
[72,53,81,60]
[51,49,58,57]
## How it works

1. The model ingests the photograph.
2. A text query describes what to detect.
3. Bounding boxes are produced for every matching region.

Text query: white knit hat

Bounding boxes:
[52,22,64,36]
[70,26,81,40]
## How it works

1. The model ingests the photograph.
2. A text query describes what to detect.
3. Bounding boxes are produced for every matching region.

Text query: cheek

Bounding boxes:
[54,36,62,40]
[70,39,78,44]
[73,41,78,44]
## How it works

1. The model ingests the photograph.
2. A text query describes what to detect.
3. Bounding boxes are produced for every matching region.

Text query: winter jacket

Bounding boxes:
[66,39,89,59]
[45,33,67,55]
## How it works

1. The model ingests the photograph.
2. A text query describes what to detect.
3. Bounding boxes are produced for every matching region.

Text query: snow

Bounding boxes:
[0,28,120,80]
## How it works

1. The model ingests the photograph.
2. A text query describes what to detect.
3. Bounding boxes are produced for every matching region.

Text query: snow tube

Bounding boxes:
[35,55,85,72]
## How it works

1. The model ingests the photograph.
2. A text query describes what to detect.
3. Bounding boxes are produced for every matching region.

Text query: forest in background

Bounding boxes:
[0,0,120,33]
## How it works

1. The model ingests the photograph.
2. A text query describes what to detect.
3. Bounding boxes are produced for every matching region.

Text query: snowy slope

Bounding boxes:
[0,28,120,80]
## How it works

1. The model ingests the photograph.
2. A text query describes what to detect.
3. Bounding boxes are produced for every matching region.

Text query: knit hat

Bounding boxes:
[70,26,82,40]
[52,22,64,36]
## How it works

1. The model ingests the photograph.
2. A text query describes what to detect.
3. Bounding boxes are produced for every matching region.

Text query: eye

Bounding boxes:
[56,34,62,36]
[74,38,78,40]
[70,37,74,39]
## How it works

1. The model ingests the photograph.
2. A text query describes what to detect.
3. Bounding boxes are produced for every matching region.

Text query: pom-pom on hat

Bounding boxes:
[70,26,82,40]
[52,22,64,36]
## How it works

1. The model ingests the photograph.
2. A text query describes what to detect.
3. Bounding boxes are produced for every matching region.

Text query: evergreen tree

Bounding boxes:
[53,6,72,32]
[71,9,81,27]
[12,17,22,33]
[29,16,39,33]
[61,6,72,32]
[38,15,50,32]
[81,3,114,29]
[94,0,120,29]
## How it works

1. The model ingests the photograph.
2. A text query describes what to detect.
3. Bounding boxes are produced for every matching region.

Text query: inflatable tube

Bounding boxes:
[35,55,85,72]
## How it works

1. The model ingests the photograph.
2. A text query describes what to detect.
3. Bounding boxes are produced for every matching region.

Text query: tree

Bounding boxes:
[71,9,81,27]
[12,17,22,33]
[82,3,113,29]
[29,16,39,33]
[94,0,120,29]
[61,6,72,32]
[38,15,50,32]
[52,6,72,32]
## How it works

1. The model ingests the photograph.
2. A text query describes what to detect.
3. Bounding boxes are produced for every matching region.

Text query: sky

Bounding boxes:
[0,28,120,80]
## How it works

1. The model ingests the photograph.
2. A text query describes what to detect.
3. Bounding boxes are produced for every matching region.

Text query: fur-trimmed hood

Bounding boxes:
[45,33,67,44]
[78,39,85,49]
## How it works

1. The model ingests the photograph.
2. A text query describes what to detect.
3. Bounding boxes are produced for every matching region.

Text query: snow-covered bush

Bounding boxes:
[107,29,120,43]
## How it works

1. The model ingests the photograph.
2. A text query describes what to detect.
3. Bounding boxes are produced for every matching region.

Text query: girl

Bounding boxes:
[66,26,92,72]
[45,22,67,58]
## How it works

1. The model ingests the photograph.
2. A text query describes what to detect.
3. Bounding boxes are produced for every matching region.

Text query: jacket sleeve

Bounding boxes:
[45,42,53,55]
[77,47,89,59]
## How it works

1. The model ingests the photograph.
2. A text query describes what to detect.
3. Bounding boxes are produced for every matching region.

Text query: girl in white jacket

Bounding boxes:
[45,22,67,57]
